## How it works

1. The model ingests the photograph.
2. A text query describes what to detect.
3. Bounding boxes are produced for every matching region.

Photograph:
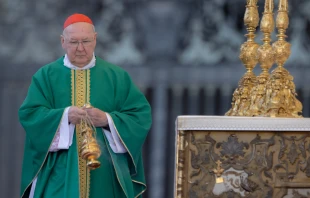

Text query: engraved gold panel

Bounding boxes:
[175,131,310,197]
[175,116,310,198]
[71,69,91,198]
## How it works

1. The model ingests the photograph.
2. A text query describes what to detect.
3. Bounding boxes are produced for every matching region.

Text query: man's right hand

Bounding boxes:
[68,106,87,124]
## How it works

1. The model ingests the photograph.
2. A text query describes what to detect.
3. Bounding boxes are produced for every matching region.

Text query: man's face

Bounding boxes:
[61,22,97,68]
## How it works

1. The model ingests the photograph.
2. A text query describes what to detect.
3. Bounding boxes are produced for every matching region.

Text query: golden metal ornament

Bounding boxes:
[227,0,303,118]
[264,0,303,117]
[249,0,275,116]
[213,160,224,178]
[72,69,91,197]
[226,0,259,116]
[79,103,101,170]
[214,160,224,184]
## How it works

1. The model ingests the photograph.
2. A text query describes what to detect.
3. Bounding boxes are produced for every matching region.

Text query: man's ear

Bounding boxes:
[60,35,65,49]
[94,32,97,40]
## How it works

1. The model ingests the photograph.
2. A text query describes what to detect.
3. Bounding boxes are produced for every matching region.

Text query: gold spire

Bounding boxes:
[263,0,302,117]
[226,0,259,116]
[264,0,274,13]
[249,0,275,116]
[278,0,288,12]
[247,0,258,8]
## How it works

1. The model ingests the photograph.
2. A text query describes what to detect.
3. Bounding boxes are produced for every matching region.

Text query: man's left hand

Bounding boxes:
[84,107,108,127]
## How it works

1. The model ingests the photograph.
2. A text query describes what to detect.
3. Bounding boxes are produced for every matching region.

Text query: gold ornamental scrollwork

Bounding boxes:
[175,130,310,197]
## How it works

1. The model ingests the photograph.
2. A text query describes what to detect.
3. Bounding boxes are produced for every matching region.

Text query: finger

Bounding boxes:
[85,108,94,115]
[81,106,92,110]
[77,109,87,115]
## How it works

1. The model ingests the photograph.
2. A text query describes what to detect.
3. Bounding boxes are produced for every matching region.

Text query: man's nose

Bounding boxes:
[77,42,85,51]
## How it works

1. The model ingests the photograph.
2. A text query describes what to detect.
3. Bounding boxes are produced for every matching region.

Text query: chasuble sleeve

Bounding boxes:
[108,71,152,176]
[19,68,66,180]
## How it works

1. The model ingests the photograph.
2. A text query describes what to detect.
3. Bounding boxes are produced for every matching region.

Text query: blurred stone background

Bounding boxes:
[1,0,310,197]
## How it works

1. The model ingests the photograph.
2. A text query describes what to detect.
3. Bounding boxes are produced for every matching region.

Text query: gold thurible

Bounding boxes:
[226,0,259,116]
[79,103,101,170]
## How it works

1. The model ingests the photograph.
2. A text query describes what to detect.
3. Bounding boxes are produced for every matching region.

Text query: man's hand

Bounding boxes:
[68,106,86,124]
[84,107,108,127]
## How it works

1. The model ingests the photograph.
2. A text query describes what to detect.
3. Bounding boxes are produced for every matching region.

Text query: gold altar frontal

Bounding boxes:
[174,116,310,198]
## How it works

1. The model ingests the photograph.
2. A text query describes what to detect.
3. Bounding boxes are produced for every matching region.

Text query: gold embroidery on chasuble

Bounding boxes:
[71,69,91,198]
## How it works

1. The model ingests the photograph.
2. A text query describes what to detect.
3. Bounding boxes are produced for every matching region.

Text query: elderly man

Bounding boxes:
[19,13,152,198]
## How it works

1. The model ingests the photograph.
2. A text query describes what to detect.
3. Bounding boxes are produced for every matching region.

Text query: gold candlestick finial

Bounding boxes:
[265,0,274,12]
[273,0,290,68]
[278,0,288,12]
[226,0,259,116]
[249,0,275,116]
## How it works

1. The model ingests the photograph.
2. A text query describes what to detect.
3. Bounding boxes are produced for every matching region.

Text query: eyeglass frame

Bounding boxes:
[64,38,95,48]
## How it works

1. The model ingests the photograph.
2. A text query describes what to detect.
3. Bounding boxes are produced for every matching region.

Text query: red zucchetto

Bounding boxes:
[63,13,93,29]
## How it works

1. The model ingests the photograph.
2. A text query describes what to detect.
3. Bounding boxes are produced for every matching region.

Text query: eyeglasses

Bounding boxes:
[66,39,94,47]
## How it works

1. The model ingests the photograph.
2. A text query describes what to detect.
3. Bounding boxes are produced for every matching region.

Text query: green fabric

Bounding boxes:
[19,57,152,198]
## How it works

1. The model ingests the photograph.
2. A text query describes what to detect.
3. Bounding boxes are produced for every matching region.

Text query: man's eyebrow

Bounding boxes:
[67,37,91,41]
[66,37,78,41]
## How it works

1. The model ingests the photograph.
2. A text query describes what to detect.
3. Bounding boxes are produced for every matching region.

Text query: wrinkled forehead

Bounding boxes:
[63,22,95,38]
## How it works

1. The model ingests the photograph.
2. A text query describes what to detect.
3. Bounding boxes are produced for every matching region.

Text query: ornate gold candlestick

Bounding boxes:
[264,0,303,117]
[249,0,275,116]
[226,0,259,116]
[79,103,101,170]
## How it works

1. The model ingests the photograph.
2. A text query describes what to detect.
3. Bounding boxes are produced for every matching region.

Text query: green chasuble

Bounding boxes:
[18,57,152,198]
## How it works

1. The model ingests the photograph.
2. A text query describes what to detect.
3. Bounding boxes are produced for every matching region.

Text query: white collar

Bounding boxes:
[63,54,96,70]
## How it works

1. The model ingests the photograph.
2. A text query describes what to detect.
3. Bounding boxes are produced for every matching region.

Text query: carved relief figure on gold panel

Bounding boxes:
[284,78,303,117]
[265,70,286,117]
[226,88,239,116]
[238,86,252,116]
[249,75,267,116]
